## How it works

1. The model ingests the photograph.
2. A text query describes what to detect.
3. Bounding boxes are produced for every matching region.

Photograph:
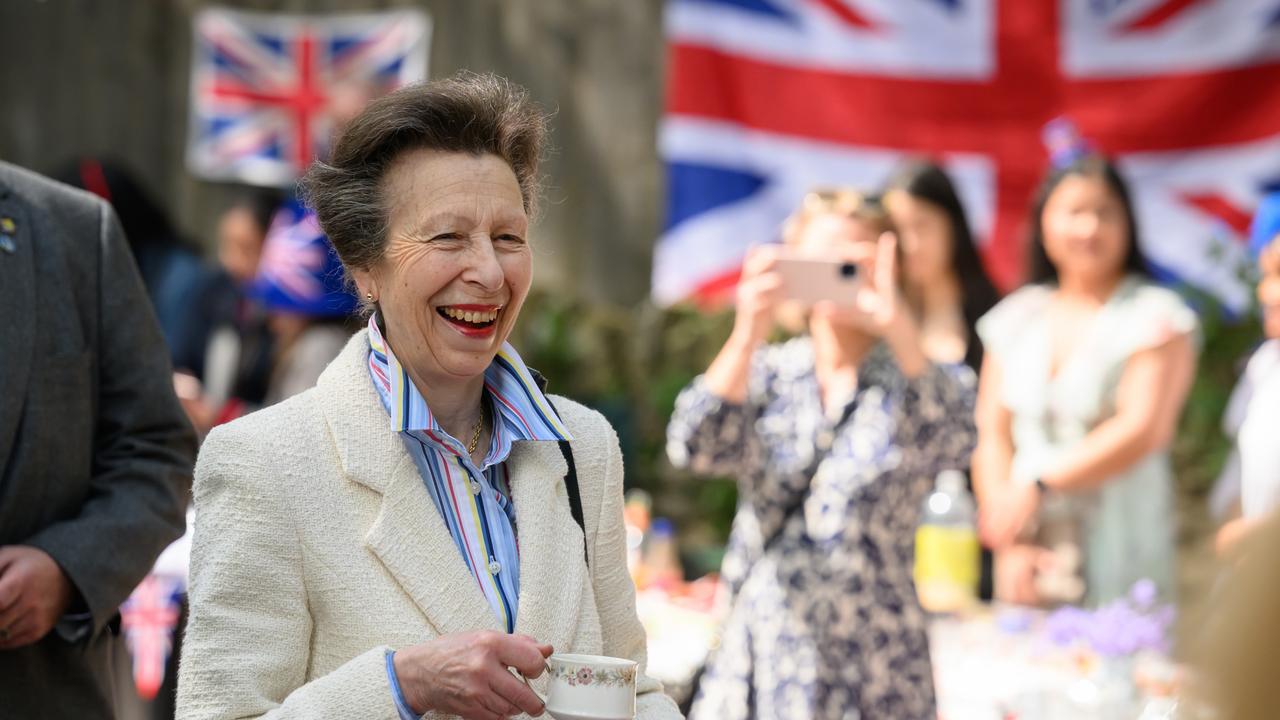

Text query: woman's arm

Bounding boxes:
[667,335,768,479]
[973,352,1049,602]
[702,332,763,404]
[176,426,398,720]
[704,247,785,402]
[1040,332,1196,492]
[972,351,1015,507]
[666,360,763,479]
[667,248,783,478]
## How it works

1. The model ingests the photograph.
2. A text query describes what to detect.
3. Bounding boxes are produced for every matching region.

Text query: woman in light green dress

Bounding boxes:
[972,154,1198,605]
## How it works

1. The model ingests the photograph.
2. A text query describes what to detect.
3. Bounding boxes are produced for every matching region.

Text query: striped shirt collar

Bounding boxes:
[365,315,571,455]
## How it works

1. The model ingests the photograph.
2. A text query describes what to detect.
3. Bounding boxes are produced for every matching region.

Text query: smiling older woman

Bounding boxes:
[176,73,682,720]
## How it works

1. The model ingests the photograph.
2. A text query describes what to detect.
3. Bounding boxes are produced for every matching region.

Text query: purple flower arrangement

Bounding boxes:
[1042,580,1175,657]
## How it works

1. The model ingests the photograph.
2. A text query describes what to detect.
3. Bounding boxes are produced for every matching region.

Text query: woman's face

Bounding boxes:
[217,206,266,285]
[884,190,953,288]
[1040,174,1132,285]
[355,149,531,386]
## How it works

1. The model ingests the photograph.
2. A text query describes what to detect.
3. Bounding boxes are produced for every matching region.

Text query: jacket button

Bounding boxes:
[488,559,502,575]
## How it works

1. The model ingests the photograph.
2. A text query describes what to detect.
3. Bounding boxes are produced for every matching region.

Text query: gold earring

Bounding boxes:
[366,292,374,301]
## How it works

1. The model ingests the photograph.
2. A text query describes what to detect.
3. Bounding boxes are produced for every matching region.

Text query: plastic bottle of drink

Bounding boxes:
[914,469,980,613]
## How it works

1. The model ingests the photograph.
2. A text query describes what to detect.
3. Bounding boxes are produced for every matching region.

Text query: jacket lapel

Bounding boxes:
[365,453,502,635]
[509,439,586,652]
[0,183,35,475]
[318,332,499,636]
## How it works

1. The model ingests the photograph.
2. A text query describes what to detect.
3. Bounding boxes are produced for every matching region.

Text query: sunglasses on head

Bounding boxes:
[803,188,883,215]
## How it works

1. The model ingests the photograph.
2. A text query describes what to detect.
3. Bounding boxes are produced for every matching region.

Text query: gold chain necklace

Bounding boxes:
[466,403,486,455]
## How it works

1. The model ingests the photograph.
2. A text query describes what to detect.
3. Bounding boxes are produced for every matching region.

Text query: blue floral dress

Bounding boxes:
[667,337,977,720]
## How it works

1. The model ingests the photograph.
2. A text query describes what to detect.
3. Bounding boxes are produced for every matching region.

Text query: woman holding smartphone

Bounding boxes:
[667,189,977,720]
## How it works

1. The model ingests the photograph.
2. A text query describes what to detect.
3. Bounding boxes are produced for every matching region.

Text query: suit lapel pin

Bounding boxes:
[0,217,15,254]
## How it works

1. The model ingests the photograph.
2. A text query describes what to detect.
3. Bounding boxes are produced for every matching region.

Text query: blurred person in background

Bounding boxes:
[54,158,219,379]
[1215,209,1280,554]
[882,160,1001,373]
[248,196,360,405]
[215,186,280,287]
[882,159,1002,600]
[973,154,1198,606]
[0,161,195,718]
[1205,193,1280,526]
[177,73,680,720]
[179,189,282,436]
[667,189,977,719]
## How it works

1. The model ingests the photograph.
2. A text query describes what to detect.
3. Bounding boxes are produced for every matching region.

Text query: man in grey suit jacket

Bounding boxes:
[0,161,196,718]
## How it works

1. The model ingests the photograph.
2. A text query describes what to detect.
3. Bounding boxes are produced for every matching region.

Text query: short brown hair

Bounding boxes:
[302,71,549,272]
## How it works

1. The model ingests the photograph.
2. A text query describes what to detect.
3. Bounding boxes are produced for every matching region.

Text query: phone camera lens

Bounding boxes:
[840,262,858,278]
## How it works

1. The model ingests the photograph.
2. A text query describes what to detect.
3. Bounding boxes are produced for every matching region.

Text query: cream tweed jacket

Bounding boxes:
[177,331,682,720]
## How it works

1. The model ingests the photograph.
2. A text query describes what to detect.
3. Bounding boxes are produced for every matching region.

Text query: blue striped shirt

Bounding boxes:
[367,314,571,630]
[366,316,571,719]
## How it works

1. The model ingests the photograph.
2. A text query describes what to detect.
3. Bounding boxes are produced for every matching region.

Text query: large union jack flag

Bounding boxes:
[656,0,1280,312]
[187,8,429,187]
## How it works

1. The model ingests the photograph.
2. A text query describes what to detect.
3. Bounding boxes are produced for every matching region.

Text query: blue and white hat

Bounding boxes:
[249,197,357,317]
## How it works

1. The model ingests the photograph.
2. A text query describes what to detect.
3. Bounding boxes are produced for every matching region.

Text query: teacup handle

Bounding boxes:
[510,661,553,706]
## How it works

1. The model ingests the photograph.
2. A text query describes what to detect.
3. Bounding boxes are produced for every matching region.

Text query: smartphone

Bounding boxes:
[772,255,862,306]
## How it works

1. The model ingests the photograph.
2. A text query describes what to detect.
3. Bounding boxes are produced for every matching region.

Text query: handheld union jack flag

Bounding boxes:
[249,197,358,317]
[657,0,1280,311]
[187,8,429,187]
[121,574,185,701]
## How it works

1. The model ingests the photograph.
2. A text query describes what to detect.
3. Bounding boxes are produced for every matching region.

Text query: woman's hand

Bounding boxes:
[994,544,1046,606]
[703,246,785,403]
[979,479,1041,550]
[813,232,926,376]
[729,245,785,348]
[393,630,552,720]
[1215,515,1260,557]
[174,372,218,437]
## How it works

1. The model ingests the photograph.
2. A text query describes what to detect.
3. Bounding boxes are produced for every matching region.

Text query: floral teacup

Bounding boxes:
[518,653,637,720]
